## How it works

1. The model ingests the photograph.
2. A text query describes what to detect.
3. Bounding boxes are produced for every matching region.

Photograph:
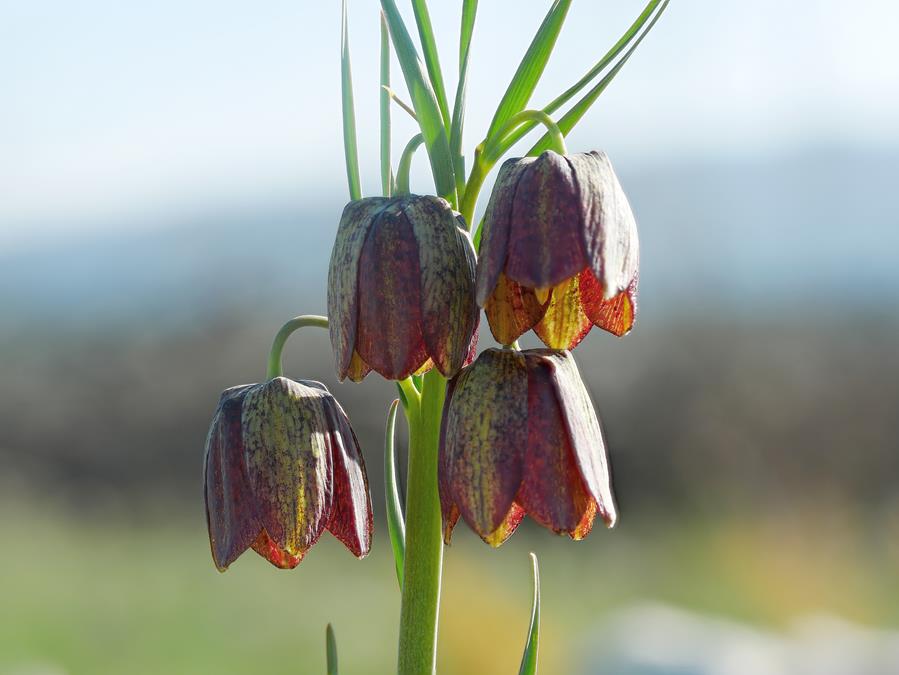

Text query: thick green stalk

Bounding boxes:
[398,368,446,674]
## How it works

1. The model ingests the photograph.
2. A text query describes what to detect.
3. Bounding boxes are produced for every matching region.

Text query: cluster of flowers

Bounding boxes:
[204,149,639,570]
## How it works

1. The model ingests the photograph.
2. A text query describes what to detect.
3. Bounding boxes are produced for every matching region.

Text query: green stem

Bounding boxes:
[459,143,487,231]
[485,109,567,160]
[460,109,566,229]
[396,133,426,195]
[398,368,446,674]
[265,315,329,379]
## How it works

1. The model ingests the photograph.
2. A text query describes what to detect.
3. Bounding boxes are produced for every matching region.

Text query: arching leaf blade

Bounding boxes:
[527,0,670,156]
[485,0,572,140]
[498,0,665,154]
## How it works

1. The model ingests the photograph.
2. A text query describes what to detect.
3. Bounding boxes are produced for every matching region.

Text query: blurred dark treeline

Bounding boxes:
[3,307,897,522]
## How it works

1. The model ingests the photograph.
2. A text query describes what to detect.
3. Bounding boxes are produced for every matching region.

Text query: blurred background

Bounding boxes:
[3,1,899,673]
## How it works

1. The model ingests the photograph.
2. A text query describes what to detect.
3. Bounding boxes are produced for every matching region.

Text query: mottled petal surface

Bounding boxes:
[404,196,479,378]
[356,202,430,380]
[438,376,460,543]
[345,350,372,383]
[581,269,638,337]
[476,158,533,306]
[484,272,546,346]
[441,349,528,543]
[328,198,388,381]
[534,351,617,527]
[204,385,259,571]
[323,397,372,558]
[568,151,639,299]
[242,378,334,561]
[521,354,597,538]
[505,151,590,290]
[533,273,593,350]
[251,531,304,569]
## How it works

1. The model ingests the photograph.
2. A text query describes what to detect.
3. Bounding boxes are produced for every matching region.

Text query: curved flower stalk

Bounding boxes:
[477,150,639,350]
[328,194,479,382]
[204,377,372,571]
[439,348,616,546]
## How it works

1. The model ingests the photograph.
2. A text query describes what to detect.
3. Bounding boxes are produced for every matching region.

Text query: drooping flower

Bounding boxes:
[439,348,616,546]
[476,150,639,350]
[328,195,479,382]
[204,377,372,571]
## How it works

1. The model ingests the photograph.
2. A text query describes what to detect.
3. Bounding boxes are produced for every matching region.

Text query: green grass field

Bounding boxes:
[3,500,898,674]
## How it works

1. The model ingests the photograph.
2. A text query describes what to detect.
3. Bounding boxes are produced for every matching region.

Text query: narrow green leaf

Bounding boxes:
[449,45,470,199]
[380,0,457,203]
[411,0,451,130]
[459,0,478,71]
[385,399,406,588]
[341,0,362,201]
[485,0,572,140]
[528,0,670,156]
[380,11,393,197]
[518,553,541,675]
[326,623,339,675]
[450,0,478,199]
[544,0,663,116]
[499,0,665,154]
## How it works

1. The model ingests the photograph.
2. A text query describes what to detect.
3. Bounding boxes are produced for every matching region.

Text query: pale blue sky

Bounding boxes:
[3,1,898,247]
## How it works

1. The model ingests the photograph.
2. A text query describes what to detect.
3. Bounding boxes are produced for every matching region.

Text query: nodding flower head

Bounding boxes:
[477,150,639,350]
[328,195,479,382]
[204,377,372,571]
[439,348,616,547]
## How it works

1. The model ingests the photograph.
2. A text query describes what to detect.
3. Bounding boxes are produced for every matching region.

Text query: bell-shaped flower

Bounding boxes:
[439,348,616,547]
[204,377,372,571]
[328,195,479,382]
[476,150,639,350]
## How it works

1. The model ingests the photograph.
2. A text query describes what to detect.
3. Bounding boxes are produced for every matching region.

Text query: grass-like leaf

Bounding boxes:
[411,0,451,130]
[498,0,666,154]
[527,0,670,156]
[341,0,362,201]
[459,0,478,70]
[380,11,393,197]
[380,0,457,203]
[485,0,572,140]
[385,399,406,588]
[518,553,541,675]
[326,623,339,675]
[450,0,478,199]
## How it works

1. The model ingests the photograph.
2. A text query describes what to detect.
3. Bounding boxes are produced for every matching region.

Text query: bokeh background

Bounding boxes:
[3,1,899,673]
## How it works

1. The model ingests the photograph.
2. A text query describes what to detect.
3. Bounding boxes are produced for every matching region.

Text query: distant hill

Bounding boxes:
[2,146,897,334]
